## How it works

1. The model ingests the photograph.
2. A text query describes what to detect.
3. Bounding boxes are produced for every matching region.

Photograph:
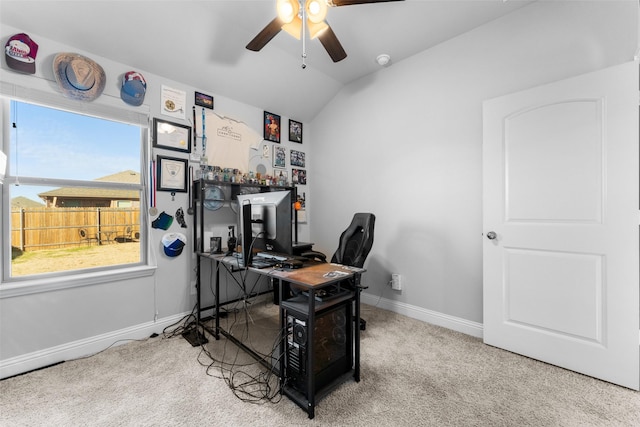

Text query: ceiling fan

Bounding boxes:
[246,0,404,66]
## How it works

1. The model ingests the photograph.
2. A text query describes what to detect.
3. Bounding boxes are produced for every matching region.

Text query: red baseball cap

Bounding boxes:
[5,33,38,74]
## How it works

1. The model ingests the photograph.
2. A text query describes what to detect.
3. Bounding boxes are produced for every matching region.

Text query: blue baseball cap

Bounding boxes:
[162,232,186,257]
[120,71,146,106]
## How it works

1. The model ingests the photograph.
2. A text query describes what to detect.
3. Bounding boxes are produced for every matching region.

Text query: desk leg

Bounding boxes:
[354,274,361,382]
[214,261,220,340]
[279,278,285,391]
[307,288,316,419]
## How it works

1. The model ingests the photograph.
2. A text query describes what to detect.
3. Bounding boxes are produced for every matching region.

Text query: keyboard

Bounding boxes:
[255,251,306,269]
[249,258,278,269]
[255,252,288,262]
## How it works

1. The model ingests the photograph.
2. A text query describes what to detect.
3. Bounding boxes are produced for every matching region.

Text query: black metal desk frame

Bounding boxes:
[197,255,364,419]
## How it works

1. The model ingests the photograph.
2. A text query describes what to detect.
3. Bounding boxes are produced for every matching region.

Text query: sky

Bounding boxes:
[9,101,141,203]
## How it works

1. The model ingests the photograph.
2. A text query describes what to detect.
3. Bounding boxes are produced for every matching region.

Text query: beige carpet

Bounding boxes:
[1,300,639,426]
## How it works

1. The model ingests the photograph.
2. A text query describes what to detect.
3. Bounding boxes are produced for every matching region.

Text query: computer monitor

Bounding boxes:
[236,190,293,263]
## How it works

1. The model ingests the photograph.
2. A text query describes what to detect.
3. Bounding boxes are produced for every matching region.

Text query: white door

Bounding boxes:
[483,62,639,390]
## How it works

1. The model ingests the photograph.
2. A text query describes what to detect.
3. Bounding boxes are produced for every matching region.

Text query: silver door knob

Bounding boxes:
[486,231,497,240]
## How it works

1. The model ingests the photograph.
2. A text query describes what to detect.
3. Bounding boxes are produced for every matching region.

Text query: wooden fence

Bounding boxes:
[10,207,141,251]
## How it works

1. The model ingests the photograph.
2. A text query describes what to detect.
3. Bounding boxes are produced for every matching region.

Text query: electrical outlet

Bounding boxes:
[190,280,197,295]
[391,273,402,291]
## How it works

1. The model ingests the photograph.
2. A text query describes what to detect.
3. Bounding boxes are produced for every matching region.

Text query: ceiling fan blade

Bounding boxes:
[330,0,404,6]
[318,23,347,62]
[246,17,284,52]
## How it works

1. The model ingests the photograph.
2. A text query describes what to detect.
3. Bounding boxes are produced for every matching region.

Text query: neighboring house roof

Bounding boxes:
[38,170,141,200]
[38,187,139,199]
[11,196,45,209]
[95,170,141,185]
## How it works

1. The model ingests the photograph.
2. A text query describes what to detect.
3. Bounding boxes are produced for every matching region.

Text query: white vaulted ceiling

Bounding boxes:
[0,0,533,121]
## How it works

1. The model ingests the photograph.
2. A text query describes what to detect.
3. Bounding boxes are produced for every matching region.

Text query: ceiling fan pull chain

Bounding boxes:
[301,2,307,69]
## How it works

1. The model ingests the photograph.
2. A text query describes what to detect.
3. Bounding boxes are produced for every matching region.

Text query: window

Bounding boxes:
[2,98,149,282]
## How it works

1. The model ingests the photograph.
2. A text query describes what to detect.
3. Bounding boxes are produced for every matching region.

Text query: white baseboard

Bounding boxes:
[0,312,191,380]
[361,293,484,339]
[2,297,482,380]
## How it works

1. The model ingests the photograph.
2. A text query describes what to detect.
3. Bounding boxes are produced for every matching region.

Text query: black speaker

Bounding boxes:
[285,301,352,398]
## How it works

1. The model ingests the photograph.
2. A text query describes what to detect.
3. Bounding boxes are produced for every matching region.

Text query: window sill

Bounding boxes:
[0,265,157,299]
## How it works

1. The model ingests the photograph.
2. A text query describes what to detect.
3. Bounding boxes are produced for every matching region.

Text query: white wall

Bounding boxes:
[0,24,310,377]
[1,1,636,377]
[308,1,637,329]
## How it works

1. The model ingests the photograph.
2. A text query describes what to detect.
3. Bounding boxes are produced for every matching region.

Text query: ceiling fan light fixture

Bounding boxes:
[277,0,300,23]
[306,0,328,24]
[308,20,329,39]
[282,16,303,39]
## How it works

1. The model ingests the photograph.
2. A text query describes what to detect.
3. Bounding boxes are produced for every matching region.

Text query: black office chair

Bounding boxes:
[302,212,376,330]
[330,212,375,268]
[302,213,375,267]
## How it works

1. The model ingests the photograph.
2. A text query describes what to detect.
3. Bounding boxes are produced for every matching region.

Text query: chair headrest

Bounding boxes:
[331,213,375,268]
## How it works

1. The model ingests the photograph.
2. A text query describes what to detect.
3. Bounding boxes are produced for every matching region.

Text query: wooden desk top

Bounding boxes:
[268,262,365,288]
[199,253,364,289]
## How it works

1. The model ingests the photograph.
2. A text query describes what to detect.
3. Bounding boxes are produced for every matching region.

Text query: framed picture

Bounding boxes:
[290,149,305,167]
[195,91,214,109]
[275,169,288,185]
[264,111,281,143]
[273,145,286,169]
[157,155,188,192]
[292,168,307,185]
[161,85,186,120]
[152,118,192,153]
[289,119,303,143]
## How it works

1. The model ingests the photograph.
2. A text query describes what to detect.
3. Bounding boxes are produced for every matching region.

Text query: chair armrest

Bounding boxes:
[300,250,327,263]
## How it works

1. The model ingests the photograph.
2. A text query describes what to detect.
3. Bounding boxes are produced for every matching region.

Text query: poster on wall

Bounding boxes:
[292,168,306,185]
[161,85,186,119]
[273,145,286,168]
[264,111,280,143]
[289,119,302,143]
[195,91,214,109]
[290,149,305,167]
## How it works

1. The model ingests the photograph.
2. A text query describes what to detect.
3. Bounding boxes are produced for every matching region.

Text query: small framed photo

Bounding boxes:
[195,91,214,109]
[290,149,305,167]
[152,118,192,153]
[289,119,303,143]
[292,168,307,185]
[273,145,286,169]
[264,111,281,143]
[157,155,188,192]
[275,170,288,184]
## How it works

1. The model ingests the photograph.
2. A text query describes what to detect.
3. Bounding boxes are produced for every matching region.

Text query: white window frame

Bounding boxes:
[0,84,155,297]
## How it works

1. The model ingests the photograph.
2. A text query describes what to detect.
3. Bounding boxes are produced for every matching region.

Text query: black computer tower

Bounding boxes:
[285,301,352,398]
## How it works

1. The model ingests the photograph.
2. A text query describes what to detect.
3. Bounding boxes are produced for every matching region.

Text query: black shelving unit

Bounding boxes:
[192,178,295,343]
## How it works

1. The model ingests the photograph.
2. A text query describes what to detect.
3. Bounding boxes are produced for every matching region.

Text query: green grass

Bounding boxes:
[12,245,94,262]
